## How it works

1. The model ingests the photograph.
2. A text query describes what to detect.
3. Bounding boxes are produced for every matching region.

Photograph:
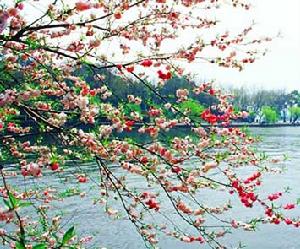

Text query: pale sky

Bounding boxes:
[4,0,300,91]
[196,0,300,91]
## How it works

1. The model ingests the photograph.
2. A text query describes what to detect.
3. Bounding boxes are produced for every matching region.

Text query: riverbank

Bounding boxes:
[13,118,300,130]
[222,122,300,128]
[154,122,300,128]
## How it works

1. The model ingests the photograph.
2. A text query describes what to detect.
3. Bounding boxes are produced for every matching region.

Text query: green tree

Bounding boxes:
[262,106,278,123]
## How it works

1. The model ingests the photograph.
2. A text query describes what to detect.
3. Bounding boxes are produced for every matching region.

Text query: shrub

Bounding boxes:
[262,106,278,123]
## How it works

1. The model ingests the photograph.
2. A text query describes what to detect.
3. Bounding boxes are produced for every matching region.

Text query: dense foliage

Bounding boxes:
[261,106,278,124]
[232,88,300,112]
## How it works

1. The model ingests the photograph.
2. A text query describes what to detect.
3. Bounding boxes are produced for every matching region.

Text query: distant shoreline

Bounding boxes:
[128,122,300,128]
[225,123,300,128]
[15,119,300,129]
[159,122,300,128]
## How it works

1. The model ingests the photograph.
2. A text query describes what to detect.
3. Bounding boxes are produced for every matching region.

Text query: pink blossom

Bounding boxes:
[0,12,9,34]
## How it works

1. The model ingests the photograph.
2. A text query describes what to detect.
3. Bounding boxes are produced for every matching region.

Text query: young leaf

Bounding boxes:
[33,244,47,249]
[15,242,26,249]
[8,192,19,209]
[62,226,75,245]
[18,202,33,208]
[3,199,12,209]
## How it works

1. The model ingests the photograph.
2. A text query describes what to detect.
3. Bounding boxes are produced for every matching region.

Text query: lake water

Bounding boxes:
[4,127,300,249]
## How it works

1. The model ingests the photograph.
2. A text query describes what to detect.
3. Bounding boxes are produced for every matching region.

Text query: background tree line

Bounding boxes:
[229,86,300,123]
[2,58,299,124]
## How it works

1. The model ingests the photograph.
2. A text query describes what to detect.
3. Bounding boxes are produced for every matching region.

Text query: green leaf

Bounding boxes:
[33,244,47,249]
[3,199,12,209]
[210,133,217,142]
[15,242,26,249]
[8,192,19,209]
[18,202,33,208]
[62,226,75,245]
[283,154,289,161]
[59,188,80,198]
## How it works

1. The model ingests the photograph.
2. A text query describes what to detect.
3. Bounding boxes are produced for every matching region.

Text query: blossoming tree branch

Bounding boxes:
[0,0,297,248]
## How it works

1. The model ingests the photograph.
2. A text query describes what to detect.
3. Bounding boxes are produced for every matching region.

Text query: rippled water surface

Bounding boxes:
[7,127,300,249]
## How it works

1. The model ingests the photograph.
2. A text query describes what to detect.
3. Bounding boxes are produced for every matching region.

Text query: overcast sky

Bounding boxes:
[10,0,300,91]
[199,0,300,91]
